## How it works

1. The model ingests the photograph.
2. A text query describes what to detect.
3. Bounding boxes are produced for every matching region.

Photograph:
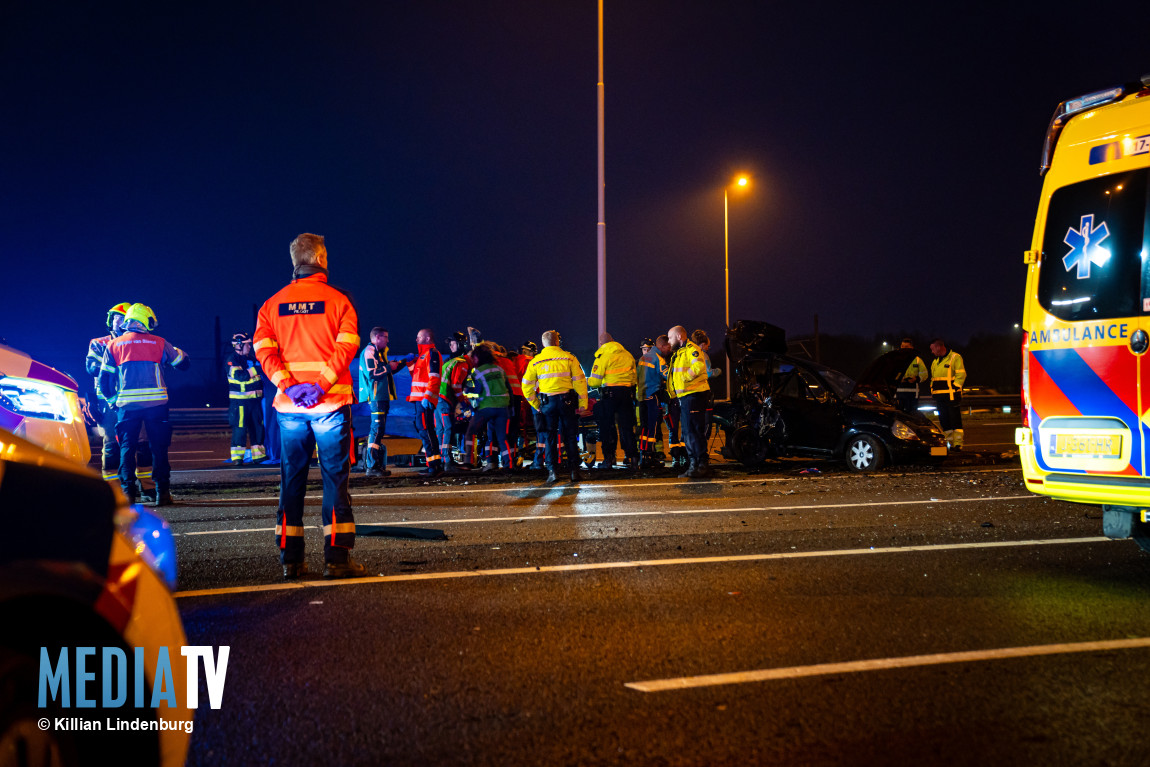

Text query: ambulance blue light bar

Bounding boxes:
[1040,82,1139,176]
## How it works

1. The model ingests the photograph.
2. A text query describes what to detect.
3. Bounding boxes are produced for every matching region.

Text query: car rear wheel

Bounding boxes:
[845,434,884,472]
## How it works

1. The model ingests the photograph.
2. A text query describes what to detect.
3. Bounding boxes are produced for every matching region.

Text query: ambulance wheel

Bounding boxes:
[845,434,884,472]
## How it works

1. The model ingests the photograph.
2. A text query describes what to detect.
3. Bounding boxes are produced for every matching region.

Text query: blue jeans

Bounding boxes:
[276,407,354,565]
[596,385,637,464]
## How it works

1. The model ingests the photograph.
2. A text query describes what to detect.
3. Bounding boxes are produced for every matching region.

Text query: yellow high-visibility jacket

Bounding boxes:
[669,342,710,398]
[521,345,588,411]
[930,350,966,400]
[588,341,637,388]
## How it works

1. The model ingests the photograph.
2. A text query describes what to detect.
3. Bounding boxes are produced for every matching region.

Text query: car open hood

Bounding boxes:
[851,348,919,399]
[724,319,786,364]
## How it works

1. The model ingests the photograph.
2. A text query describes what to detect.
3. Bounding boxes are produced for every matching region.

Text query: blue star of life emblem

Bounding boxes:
[1062,214,1111,279]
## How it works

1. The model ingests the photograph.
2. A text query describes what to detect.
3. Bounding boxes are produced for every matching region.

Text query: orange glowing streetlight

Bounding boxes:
[724,174,751,400]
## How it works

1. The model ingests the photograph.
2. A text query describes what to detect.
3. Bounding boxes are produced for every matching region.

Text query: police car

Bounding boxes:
[0,343,91,465]
[0,429,191,766]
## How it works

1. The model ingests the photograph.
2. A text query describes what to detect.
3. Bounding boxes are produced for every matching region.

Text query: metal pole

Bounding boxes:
[597,0,606,340]
[724,188,731,401]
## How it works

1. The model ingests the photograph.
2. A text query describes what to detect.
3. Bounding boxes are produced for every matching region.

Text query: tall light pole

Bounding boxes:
[596,0,606,340]
[724,174,749,401]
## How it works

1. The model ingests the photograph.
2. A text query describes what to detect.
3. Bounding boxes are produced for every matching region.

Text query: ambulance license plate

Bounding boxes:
[1050,434,1121,458]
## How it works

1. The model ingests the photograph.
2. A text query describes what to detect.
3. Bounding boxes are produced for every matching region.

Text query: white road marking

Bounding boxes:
[624,636,1150,692]
[175,494,1042,535]
[171,466,1025,505]
[173,535,1111,598]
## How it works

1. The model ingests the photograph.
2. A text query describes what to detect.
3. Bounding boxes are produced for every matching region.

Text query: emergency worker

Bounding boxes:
[587,332,638,469]
[929,338,967,450]
[494,344,523,467]
[895,337,928,414]
[358,327,398,477]
[691,329,720,437]
[226,332,266,464]
[465,343,514,472]
[521,330,588,485]
[86,302,154,498]
[254,233,364,580]
[519,342,547,469]
[406,328,444,476]
[636,335,670,469]
[98,303,189,505]
[667,325,712,479]
[436,338,473,470]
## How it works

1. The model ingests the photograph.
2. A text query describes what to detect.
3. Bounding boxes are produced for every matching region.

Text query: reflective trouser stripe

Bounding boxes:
[231,447,245,460]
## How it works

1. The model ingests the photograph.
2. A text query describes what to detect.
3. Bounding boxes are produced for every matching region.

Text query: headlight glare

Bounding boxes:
[0,376,72,422]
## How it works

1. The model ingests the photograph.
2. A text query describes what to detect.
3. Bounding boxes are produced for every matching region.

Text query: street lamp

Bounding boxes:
[724,174,750,400]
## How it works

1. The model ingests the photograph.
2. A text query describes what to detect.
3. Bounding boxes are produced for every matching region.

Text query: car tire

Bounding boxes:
[845,434,884,472]
[729,426,766,467]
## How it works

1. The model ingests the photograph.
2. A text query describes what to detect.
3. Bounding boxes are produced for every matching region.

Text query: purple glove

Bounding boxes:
[297,383,324,408]
[284,383,310,407]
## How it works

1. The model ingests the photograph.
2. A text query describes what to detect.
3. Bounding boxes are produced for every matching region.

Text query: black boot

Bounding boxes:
[152,483,174,507]
[546,469,560,485]
[136,479,157,504]
[570,467,584,482]
[678,459,695,479]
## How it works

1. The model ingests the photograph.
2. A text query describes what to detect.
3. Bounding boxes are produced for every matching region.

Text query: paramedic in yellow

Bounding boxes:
[929,338,966,450]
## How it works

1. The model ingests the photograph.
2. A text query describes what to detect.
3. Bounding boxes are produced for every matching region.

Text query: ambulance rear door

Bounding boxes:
[1029,167,1150,480]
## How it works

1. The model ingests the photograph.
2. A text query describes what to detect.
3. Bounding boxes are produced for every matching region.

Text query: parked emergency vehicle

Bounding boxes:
[1016,73,1150,552]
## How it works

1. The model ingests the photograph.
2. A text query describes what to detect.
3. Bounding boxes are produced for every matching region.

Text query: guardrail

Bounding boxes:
[170,407,230,430]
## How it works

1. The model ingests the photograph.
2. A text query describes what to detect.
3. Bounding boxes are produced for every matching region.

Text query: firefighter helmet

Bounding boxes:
[106,302,132,329]
[124,303,158,332]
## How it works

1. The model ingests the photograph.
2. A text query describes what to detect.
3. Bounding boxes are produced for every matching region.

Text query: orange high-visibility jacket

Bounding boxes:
[254,273,360,414]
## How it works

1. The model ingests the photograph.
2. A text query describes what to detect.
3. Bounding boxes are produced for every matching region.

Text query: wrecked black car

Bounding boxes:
[716,321,948,471]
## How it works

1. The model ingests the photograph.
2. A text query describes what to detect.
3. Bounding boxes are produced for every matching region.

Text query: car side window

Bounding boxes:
[773,362,801,398]
[798,368,830,403]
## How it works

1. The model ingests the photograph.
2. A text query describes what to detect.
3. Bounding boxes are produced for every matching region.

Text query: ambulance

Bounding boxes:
[1016,73,1150,552]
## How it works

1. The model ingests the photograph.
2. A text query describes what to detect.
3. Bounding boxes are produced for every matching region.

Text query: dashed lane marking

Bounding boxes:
[624,636,1150,692]
[176,494,1042,535]
[173,535,1111,599]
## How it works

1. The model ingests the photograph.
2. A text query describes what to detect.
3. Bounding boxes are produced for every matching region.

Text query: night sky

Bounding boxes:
[3,1,1148,389]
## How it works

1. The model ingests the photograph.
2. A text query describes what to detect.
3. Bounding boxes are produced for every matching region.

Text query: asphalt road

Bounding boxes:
[163,423,1150,766]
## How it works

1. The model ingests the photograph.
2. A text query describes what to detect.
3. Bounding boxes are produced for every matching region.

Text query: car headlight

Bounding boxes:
[891,420,919,441]
[0,375,72,422]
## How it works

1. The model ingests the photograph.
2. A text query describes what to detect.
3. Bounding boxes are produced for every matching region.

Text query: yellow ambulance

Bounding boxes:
[1016,74,1150,552]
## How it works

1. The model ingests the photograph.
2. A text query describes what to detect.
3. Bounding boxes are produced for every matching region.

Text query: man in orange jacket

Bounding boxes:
[406,328,444,477]
[254,233,365,580]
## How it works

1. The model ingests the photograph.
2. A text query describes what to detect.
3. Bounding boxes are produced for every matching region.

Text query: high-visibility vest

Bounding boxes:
[896,355,928,394]
[227,353,264,400]
[930,350,966,400]
[439,355,472,404]
[254,273,360,414]
[521,345,588,410]
[99,330,189,411]
[358,343,396,403]
[471,362,510,409]
[407,345,442,405]
[668,342,709,398]
[588,341,637,388]
[636,348,667,401]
